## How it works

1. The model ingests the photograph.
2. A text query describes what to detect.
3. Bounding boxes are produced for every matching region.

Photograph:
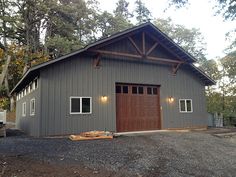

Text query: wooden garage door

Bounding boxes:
[116,84,161,132]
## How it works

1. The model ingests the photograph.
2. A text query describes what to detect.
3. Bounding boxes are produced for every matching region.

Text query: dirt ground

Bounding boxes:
[0,128,236,177]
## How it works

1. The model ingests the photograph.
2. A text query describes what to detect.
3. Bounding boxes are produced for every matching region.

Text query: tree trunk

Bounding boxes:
[0,55,11,86]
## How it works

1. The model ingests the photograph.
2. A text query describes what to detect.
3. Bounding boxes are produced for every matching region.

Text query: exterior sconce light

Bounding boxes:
[168,96,174,103]
[101,95,108,103]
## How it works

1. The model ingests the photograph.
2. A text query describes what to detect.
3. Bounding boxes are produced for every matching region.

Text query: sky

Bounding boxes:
[96,0,236,59]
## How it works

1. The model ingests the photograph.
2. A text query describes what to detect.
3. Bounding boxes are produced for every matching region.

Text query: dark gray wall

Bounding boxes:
[16,79,41,136]
[39,55,207,136]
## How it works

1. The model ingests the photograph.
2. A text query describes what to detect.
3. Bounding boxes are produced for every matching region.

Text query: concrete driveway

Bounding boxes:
[0,129,236,177]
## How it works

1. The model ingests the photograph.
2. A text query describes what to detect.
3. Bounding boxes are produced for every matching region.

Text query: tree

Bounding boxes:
[154,18,207,63]
[168,0,236,20]
[134,0,152,24]
[168,0,236,50]
[113,0,133,32]
[96,11,117,38]
[114,0,132,19]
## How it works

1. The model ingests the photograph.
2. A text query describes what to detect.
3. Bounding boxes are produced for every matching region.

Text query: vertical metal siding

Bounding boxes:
[39,55,207,136]
[16,78,41,136]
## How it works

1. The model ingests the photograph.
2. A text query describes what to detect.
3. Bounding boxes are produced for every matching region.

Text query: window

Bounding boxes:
[153,88,157,95]
[34,79,38,89]
[116,86,121,93]
[30,98,35,116]
[147,87,158,95]
[179,99,193,113]
[147,87,152,95]
[70,97,92,114]
[132,86,137,94]
[138,87,143,94]
[30,83,33,92]
[22,102,26,117]
[122,86,128,93]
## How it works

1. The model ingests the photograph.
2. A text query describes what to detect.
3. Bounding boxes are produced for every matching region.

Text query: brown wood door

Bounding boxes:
[116,84,161,132]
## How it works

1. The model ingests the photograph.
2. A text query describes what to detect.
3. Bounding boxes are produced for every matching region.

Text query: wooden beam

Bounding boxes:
[128,36,142,55]
[146,33,184,62]
[90,49,142,59]
[90,49,183,65]
[146,42,158,56]
[90,30,142,50]
[172,63,181,75]
[142,32,145,55]
[147,56,183,64]
[93,54,101,68]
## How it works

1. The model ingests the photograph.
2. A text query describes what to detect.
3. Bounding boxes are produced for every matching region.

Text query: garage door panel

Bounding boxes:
[116,84,161,132]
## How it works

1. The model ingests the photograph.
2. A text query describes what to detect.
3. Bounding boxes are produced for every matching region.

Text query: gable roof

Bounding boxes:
[10,22,215,94]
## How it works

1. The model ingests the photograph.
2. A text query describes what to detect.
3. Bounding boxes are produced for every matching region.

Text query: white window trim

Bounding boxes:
[30,98,36,116]
[22,102,26,117]
[179,99,193,113]
[70,96,92,115]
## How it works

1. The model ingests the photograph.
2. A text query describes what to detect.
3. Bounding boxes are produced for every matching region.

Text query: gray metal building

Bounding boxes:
[11,23,215,136]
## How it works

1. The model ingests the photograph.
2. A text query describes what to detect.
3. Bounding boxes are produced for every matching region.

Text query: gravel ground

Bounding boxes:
[0,129,236,177]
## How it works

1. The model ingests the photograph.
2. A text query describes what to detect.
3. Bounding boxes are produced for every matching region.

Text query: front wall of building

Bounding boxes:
[39,56,207,136]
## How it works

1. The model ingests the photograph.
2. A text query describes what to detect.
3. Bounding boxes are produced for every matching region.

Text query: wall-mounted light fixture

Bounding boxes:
[101,95,108,103]
[168,96,174,103]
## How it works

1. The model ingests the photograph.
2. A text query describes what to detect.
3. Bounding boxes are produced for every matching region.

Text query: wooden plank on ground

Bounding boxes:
[69,131,113,141]
[69,135,113,141]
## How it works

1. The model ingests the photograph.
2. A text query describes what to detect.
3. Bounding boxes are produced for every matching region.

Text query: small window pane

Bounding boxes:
[180,100,186,112]
[147,87,152,95]
[71,98,80,113]
[153,88,157,95]
[30,99,35,115]
[116,86,121,93]
[82,98,91,113]
[138,87,143,94]
[30,83,33,90]
[35,79,38,88]
[132,86,137,94]
[186,100,192,112]
[123,86,128,93]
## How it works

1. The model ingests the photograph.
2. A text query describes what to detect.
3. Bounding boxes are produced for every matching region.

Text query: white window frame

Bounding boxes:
[22,102,26,117]
[30,98,36,116]
[70,96,92,115]
[179,99,193,113]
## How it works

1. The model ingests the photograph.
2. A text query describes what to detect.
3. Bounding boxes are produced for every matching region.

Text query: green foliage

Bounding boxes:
[154,18,207,63]
[201,59,221,81]
[206,50,236,118]
[221,50,236,82]
[207,92,223,113]
[216,0,236,21]
[0,86,8,97]
[0,97,9,110]
[134,0,152,24]
[168,0,236,21]
[45,35,82,58]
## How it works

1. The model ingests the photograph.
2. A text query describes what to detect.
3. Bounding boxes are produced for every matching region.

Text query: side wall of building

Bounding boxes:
[16,79,41,136]
[39,55,207,136]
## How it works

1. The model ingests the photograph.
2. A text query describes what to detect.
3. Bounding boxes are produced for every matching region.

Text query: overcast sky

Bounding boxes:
[96,0,236,59]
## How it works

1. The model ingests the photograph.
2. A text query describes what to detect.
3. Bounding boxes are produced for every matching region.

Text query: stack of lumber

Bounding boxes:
[69,131,113,141]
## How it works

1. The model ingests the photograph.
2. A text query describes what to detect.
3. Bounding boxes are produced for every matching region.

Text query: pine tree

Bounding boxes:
[134,0,152,24]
